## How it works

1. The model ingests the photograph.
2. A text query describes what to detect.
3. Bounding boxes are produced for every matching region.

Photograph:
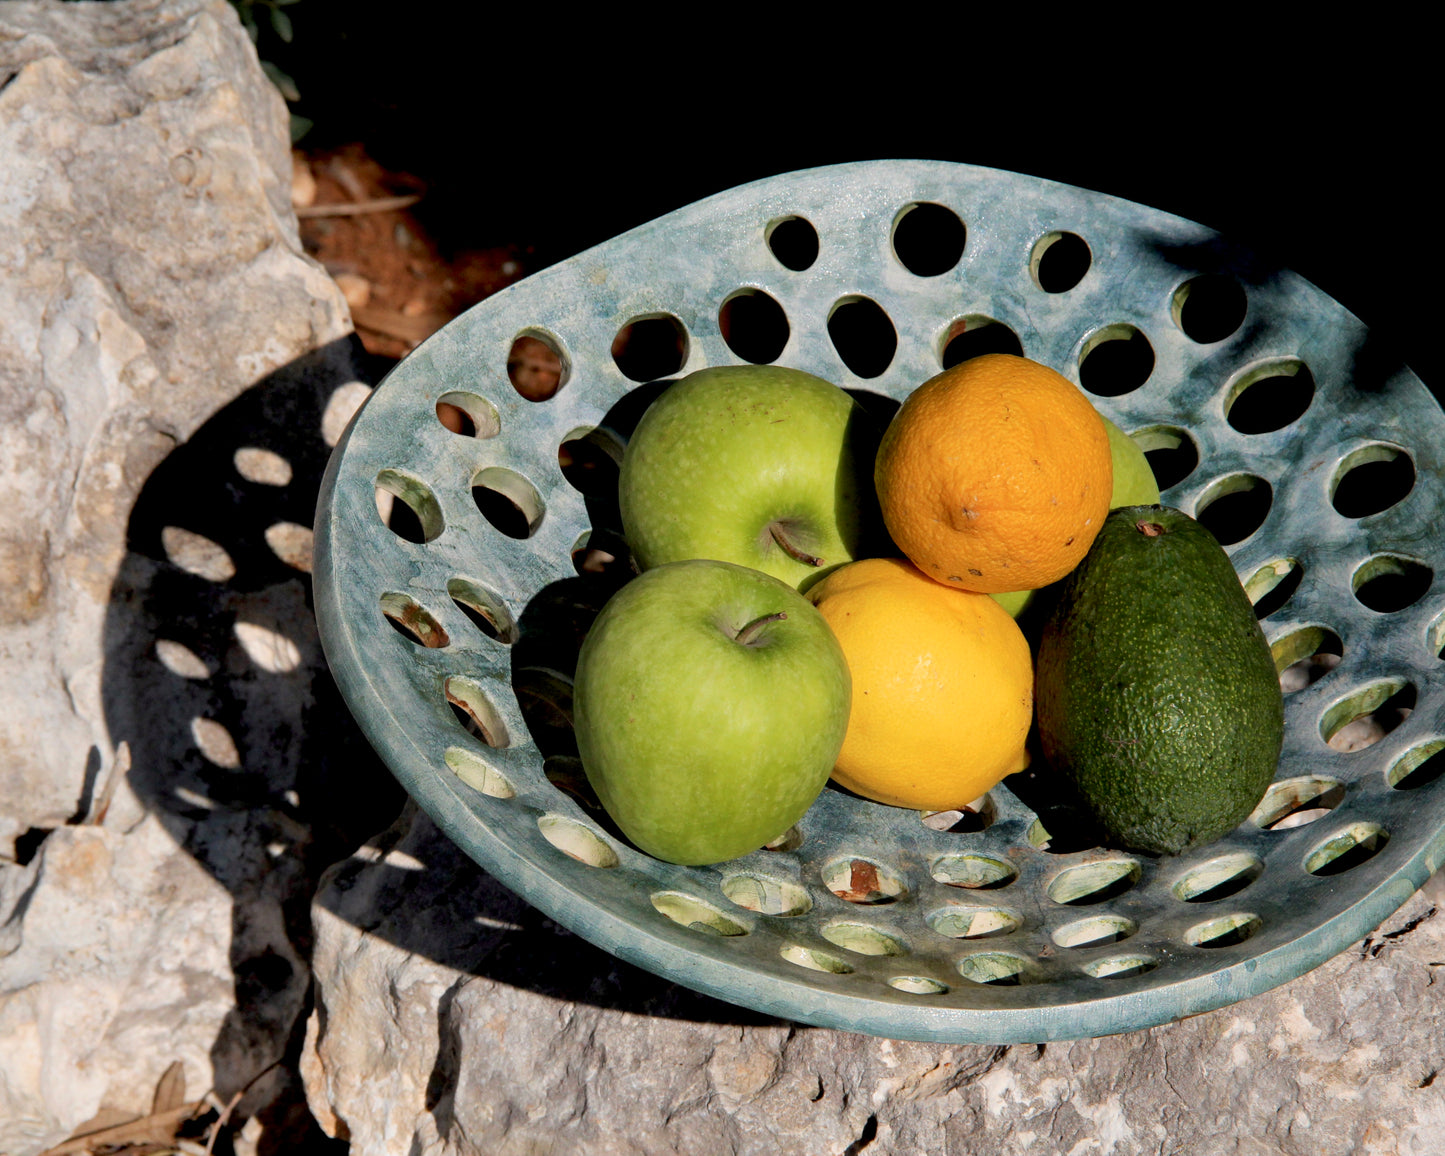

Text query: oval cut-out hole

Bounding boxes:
[264,522,314,572]
[375,469,443,543]
[821,921,907,956]
[612,314,687,383]
[1052,914,1137,950]
[1185,912,1262,948]
[1171,274,1247,343]
[1306,823,1388,876]
[233,446,292,486]
[1084,955,1158,979]
[538,814,618,868]
[1195,474,1272,546]
[1030,231,1091,293]
[766,215,819,271]
[1273,626,1343,692]
[892,202,965,276]
[379,592,450,648]
[1245,558,1303,620]
[559,427,624,498]
[927,905,1021,940]
[1251,776,1345,829]
[921,794,995,833]
[721,873,811,917]
[446,578,518,644]
[1332,445,1415,519]
[443,747,515,798]
[472,466,544,539]
[1389,742,1445,790]
[1225,359,1315,434]
[508,332,568,402]
[932,854,1017,889]
[781,945,853,974]
[1131,425,1199,492]
[1173,853,1264,902]
[828,296,897,379]
[763,826,803,853]
[940,316,1024,368]
[436,391,501,438]
[823,857,904,904]
[1079,324,1154,397]
[718,288,790,364]
[444,676,511,749]
[957,952,1035,986]
[162,526,236,582]
[1322,680,1414,752]
[1047,860,1141,906]
[889,975,949,995]
[571,529,634,581]
[513,666,575,758]
[1025,817,1099,855]
[652,892,748,936]
[1354,555,1433,613]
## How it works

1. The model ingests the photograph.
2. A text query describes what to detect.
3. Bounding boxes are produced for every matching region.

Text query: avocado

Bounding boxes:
[1035,505,1283,855]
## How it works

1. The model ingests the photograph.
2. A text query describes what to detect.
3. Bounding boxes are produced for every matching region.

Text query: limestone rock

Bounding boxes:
[303,804,1445,1156]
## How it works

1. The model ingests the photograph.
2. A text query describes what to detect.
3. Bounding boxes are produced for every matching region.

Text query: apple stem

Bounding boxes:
[769,522,823,567]
[735,611,787,646]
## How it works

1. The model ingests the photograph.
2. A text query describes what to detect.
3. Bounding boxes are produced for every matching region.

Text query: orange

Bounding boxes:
[806,557,1033,810]
[875,353,1112,594]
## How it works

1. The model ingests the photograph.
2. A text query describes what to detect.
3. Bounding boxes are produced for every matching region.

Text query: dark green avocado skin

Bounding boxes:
[1036,506,1284,855]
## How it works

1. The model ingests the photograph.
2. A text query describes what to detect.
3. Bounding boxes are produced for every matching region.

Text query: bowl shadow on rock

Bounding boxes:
[99,339,776,1116]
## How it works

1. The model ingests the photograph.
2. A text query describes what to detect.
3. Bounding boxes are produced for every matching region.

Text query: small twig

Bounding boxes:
[295,194,422,218]
[203,1090,244,1156]
[85,741,130,826]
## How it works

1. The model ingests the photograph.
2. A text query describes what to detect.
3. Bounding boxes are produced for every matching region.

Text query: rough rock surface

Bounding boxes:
[304,804,1445,1156]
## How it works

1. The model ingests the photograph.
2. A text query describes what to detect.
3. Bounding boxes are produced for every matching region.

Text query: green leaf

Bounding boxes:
[269,6,294,42]
[289,114,314,144]
[261,60,301,102]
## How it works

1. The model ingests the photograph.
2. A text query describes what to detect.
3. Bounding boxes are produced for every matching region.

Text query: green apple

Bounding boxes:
[618,365,883,591]
[573,559,850,865]
[989,414,1162,619]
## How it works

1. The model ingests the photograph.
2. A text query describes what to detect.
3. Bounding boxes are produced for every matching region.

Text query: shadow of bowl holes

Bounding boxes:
[233,446,292,486]
[537,813,619,868]
[1171,275,1246,344]
[1195,474,1271,546]
[1388,741,1445,790]
[827,296,897,379]
[1321,679,1414,752]
[612,314,688,383]
[161,526,236,583]
[380,591,450,648]
[444,676,511,748]
[781,944,853,974]
[1184,912,1261,949]
[1046,859,1142,906]
[957,952,1036,986]
[931,853,1017,890]
[1246,558,1303,621]
[927,904,1021,941]
[822,920,908,957]
[1079,325,1154,397]
[1030,231,1091,293]
[766,215,819,272]
[1272,625,1343,693]
[1354,555,1433,613]
[570,528,635,582]
[436,392,501,440]
[718,289,790,365]
[558,427,624,498]
[444,746,515,799]
[892,202,966,277]
[940,316,1024,369]
[1251,776,1346,830]
[1052,914,1136,950]
[447,577,518,644]
[513,666,576,757]
[265,522,314,572]
[375,469,444,543]
[1305,823,1389,877]
[1025,815,1102,855]
[156,638,212,680]
[1172,852,1264,903]
[1084,955,1157,980]
[890,975,949,994]
[508,331,568,402]
[722,872,811,916]
[920,794,996,834]
[1225,360,1315,434]
[1132,425,1199,492]
[1331,445,1415,518]
[654,892,750,937]
[472,467,544,539]
[192,716,241,769]
[823,857,904,904]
